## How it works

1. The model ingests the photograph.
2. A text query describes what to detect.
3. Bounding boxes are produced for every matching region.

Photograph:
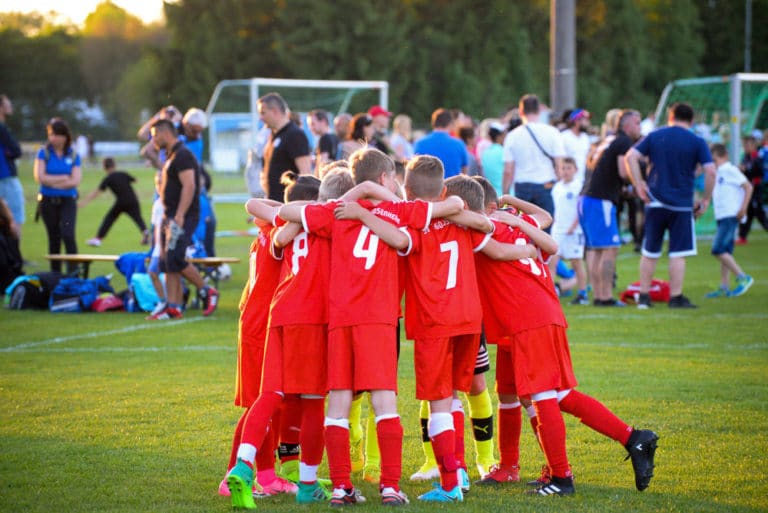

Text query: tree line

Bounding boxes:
[0,0,765,141]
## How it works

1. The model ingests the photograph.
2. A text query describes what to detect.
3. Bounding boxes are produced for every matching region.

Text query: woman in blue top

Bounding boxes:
[34,118,82,273]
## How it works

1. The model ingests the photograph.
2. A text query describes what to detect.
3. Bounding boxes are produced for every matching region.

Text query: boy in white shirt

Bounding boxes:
[706,144,754,297]
[549,157,588,304]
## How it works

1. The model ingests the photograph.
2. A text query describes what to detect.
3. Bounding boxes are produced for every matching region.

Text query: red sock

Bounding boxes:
[278,395,302,464]
[376,417,403,489]
[228,408,249,470]
[431,430,459,491]
[255,423,276,472]
[241,392,283,455]
[452,408,466,470]
[533,398,571,478]
[325,424,352,489]
[559,390,633,445]
[300,398,325,466]
[498,405,521,468]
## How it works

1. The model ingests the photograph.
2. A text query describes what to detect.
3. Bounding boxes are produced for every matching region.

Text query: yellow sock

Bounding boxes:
[419,400,437,466]
[364,406,380,468]
[349,393,364,443]
[467,389,497,468]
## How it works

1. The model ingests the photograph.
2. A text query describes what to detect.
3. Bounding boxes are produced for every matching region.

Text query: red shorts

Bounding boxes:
[414,334,480,400]
[260,325,328,395]
[495,324,578,397]
[234,321,267,407]
[328,325,398,392]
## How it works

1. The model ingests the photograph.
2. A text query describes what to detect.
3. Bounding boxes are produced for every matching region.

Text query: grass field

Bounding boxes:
[1,158,767,512]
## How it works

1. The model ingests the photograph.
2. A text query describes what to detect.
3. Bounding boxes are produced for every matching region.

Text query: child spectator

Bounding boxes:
[549,157,588,304]
[80,157,149,247]
[706,144,754,297]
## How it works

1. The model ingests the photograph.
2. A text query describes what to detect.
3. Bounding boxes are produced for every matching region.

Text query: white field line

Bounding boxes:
[1,317,209,353]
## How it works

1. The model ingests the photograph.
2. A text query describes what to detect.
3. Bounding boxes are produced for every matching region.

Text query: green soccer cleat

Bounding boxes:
[227,459,256,509]
[296,481,331,503]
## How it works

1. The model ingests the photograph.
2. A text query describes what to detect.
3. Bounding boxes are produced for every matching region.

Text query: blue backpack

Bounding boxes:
[49,276,114,313]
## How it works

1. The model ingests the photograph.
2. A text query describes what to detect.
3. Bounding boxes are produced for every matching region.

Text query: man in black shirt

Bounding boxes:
[80,157,149,246]
[258,93,311,201]
[579,110,642,306]
[148,119,218,319]
[308,109,339,173]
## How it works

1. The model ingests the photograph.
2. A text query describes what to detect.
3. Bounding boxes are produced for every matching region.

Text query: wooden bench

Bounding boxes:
[46,255,241,288]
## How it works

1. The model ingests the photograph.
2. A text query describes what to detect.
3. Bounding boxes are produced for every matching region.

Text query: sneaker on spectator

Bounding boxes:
[635,292,652,309]
[380,486,409,506]
[202,286,219,316]
[705,286,730,298]
[475,464,520,486]
[735,237,748,245]
[417,483,463,502]
[570,293,589,305]
[148,300,168,318]
[526,475,575,496]
[227,459,256,510]
[146,305,182,320]
[86,237,102,247]
[730,274,754,297]
[668,294,697,308]
[409,463,440,481]
[329,486,366,507]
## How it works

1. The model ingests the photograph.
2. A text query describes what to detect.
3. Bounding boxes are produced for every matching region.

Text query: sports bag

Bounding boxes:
[49,276,114,313]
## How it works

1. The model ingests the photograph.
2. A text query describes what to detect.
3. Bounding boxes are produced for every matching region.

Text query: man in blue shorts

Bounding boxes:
[625,103,715,309]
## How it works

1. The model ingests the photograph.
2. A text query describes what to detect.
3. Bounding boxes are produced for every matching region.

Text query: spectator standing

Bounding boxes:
[34,118,82,274]
[705,144,754,298]
[580,110,642,306]
[368,105,393,155]
[390,114,415,161]
[0,198,23,292]
[625,102,715,309]
[79,157,149,247]
[307,109,339,172]
[414,108,468,178]
[640,111,656,136]
[0,94,23,239]
[338,113,374,160]
[736,135,768,244]
[258,93,311,202]
[561,108,593,185]
[480,122,506,197]
[502,94,565,222]
[458,126,482,176]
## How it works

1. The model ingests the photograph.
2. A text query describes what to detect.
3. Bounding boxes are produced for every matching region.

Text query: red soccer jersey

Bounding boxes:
[239,219,283,332]
[303,199,431,329]
[404,219,491,339]
[475,215,567,343]
[268,226,331,327]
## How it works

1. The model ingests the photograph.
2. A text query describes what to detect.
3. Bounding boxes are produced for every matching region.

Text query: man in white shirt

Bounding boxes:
[502,94,565,226]
[560,108,593,185]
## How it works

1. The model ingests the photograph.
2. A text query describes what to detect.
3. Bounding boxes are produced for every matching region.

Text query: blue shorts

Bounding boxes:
[642,206,696,258]
[0,177,25,225]
[579,196,620,249]
[711,217,738,255]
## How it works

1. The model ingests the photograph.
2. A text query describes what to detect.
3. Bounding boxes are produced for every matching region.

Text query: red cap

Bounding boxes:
[368,105,392,118]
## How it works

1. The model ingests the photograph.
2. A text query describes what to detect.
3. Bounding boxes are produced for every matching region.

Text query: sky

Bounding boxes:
[0,0,166,25]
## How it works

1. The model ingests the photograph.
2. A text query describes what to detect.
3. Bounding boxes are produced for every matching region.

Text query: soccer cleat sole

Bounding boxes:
[227,474,256,509]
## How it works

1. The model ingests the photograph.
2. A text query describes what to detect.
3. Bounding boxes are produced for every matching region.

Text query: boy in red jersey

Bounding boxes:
[280,148,463,507]
[400,162,534,502]
[463,176,659,495]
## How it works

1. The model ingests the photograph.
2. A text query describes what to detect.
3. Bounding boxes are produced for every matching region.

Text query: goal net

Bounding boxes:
[205,78,389,172]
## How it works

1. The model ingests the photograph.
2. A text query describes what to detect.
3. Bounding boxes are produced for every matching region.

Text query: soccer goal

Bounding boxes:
[205,78,389,172]
[654,73,768,162]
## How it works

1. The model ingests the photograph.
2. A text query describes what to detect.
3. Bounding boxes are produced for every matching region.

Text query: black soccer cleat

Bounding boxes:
[526,475,575,496]
[624,429,659,491]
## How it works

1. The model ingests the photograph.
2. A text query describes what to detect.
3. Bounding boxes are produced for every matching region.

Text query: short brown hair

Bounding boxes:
[349,147,394,185]
[710,143,728,158]
[519,94,540,116]
[431,108,453,129]
[472,176,497,209]
[445,175,485,213]
[281,171,320,202]
[319,168,355,201]
[405,155,444,200]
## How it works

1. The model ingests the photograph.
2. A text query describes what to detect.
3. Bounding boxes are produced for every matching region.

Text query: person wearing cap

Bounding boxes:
[561,108,593,185]
[414,108,468,178]
[480,122,507,196]
[368,105,393,155]
[502,94,566,225]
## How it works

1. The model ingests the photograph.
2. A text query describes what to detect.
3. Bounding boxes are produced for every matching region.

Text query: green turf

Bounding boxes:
[1,159,767,512]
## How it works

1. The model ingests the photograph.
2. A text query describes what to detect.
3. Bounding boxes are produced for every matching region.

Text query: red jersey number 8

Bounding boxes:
[514,237,545,277]
[291,232,309,274]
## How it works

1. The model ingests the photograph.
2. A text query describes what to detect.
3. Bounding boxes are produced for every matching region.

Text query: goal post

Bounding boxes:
[205,78,389,172]
[655,73,768,163]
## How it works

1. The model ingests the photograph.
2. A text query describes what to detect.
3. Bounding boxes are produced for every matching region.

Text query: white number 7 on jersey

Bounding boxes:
[440,240,458,289]
[353,225,380,270]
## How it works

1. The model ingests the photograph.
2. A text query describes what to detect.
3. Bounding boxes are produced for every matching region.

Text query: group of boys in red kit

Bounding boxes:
[223,147,659,509]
